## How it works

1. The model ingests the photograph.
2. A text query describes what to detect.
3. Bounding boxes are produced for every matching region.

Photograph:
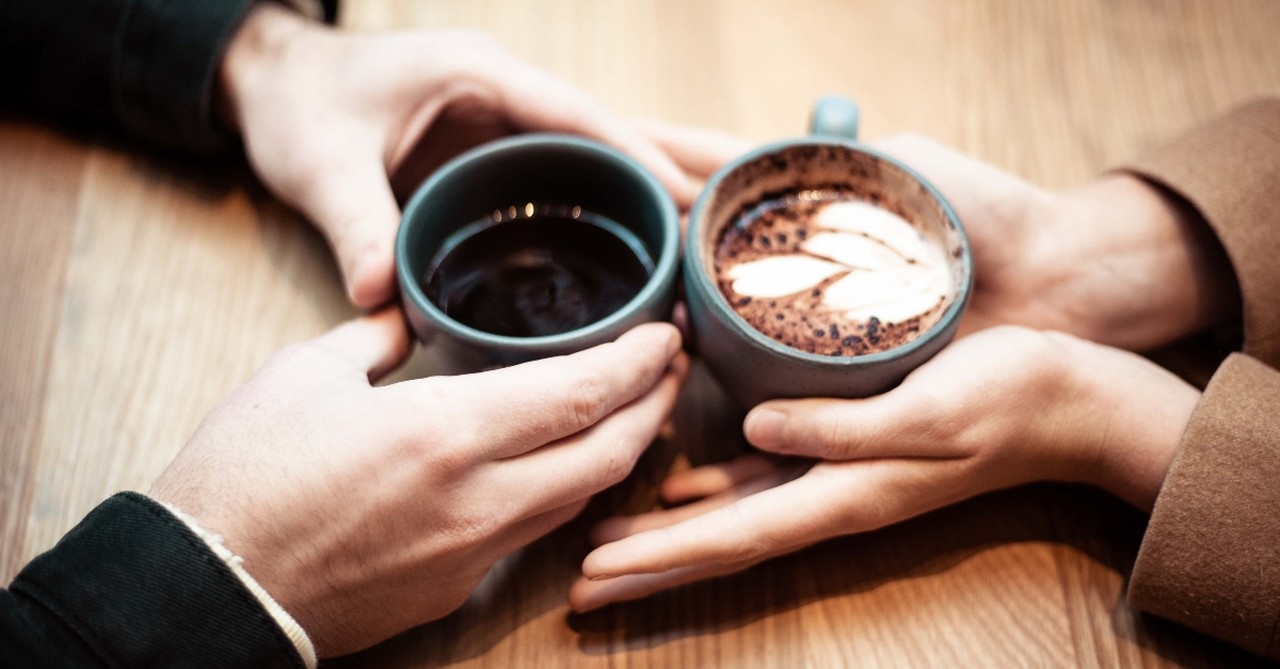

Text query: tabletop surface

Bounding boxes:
[3,1,1279,667]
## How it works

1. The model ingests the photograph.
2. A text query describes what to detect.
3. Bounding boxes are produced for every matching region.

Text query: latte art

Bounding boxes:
[715,193,953,356]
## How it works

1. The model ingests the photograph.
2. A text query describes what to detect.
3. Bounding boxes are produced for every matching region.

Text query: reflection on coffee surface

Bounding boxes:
[424,204,653,337]
[714,190,952,356]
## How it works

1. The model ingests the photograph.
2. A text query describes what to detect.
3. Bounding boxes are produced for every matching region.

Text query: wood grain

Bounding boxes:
[3,0,1279,667]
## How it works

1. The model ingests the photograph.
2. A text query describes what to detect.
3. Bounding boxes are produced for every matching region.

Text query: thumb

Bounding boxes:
[306,307,412,382]
[296,155,403,309]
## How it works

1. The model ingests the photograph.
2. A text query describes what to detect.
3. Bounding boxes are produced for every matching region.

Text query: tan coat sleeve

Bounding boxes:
[1121,97,1280,659]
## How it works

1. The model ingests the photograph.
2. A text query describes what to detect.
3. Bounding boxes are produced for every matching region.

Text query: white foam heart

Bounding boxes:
[843,291,948,324]
[824,268,950,322]
[726,255,848,298]
[814,200,933,265]
[800,231,904,272]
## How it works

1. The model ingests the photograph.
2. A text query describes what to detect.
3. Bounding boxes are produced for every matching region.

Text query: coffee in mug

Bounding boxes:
[397,134,679,373]
[682,96,972,406]
[714,190,953,356]
[422,203,653,338]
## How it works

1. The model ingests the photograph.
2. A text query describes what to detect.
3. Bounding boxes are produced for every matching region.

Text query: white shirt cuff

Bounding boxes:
[157,501,319,669]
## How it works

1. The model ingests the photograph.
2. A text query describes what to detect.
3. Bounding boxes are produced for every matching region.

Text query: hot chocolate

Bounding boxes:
[714,190,953,356]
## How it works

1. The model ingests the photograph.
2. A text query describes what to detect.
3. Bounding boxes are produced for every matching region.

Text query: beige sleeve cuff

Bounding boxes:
[1128,353,1280,659]
[157,501,319,669]
[1121,96,1280,367]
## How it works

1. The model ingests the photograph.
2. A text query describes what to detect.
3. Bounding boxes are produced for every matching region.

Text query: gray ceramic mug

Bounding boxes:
[396,134,679,373]
[683,97,973,407]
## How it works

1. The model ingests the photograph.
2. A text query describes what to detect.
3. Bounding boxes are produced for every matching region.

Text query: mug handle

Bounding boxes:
[809,95,860,140]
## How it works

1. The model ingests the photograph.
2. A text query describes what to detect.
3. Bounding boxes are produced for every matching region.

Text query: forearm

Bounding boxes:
[1121,96,1280,366]
[0,0,257,153]
[0,0,338,155]
[216,3,315,133]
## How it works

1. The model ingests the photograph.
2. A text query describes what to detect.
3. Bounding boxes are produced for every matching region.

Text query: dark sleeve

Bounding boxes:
[1,492,305,669]
[1119,97,1280,659]
[0,0,339,155]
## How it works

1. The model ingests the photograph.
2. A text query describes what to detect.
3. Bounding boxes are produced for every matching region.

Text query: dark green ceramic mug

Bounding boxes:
[396,134,680,373]
[683,96,974,407]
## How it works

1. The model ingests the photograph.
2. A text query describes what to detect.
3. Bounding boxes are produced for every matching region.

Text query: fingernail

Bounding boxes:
[744,407,787,449]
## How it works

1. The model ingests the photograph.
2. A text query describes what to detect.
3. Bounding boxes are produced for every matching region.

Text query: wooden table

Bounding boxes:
[3,1,1278,666]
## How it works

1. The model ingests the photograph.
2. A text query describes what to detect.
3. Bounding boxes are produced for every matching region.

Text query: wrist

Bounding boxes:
[1056,335,1199,510]
[216,3,313,132]
[1052,175,1240,349]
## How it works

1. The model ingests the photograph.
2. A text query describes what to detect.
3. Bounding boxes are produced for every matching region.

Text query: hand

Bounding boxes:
[149,310,688,656]
[568,326,1197,611]
[640,124,1239,350]
[217,5,697,308]
[870,135,1240,350]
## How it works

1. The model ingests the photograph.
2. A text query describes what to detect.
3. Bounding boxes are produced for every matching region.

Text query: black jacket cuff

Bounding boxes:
[8,492,304,668]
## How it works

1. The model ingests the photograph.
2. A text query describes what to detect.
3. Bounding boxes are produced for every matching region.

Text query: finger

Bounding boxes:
[582,462,926,580]
[593,460,803,546]
[293,150,402,309]
[637,119,754,181]
[743,394,955,460]
[488,59,699,208]
[570,560,755,612]
[418,322,682,459]
[305,307,411,381]
[659,454,787,504]
[484,353,689,516]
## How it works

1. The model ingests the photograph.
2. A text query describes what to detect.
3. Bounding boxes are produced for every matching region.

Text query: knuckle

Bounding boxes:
[993,327,1077,391]
[448,505,506,548]
[718,506,769,564]
[415,437,470,478]
[594,452,633,490]
[723,537,765,565]
[810,414,857,457]
[562,373,612,433]
[390,384,479,473]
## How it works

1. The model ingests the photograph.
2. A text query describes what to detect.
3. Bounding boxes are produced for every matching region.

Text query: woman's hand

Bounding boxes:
[870,134,1239,350]
[217,4,697,308]
[641,123,1240,350]
[150,311,687,656]
[568,326,1197,612]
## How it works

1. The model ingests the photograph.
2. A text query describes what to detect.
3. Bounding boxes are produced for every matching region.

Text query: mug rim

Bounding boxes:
[396,133,680,352]
[685,137,974,367]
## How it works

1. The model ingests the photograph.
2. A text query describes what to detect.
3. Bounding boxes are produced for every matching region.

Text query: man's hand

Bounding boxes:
[150,311,687,656]
[217,5,697,308]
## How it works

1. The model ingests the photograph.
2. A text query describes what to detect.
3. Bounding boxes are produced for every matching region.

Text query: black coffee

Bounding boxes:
[422,205,653,337]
